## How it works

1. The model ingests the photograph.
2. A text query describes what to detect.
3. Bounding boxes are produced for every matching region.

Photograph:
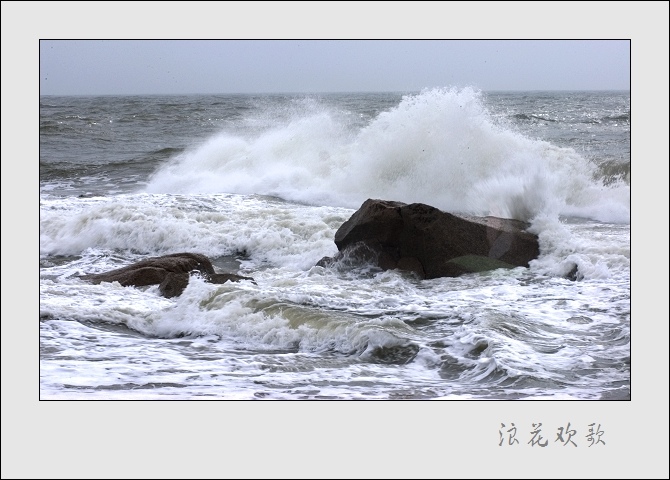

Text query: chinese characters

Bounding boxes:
[498,422,606,447]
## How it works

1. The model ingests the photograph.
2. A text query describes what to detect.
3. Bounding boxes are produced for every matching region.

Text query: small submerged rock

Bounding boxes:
[566,316,593,324]
[565,263,584,281]
[365,343,420,365]
[159,271,256,298]
[80,252,255,298]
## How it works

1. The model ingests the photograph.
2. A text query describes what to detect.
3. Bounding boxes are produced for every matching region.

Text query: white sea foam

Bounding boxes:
[40,188,629,286]
[39,91,630,400]
[145,87,630,224]
[39,194,351,270]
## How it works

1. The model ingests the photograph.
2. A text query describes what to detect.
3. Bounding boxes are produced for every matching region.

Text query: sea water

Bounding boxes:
[39,87,630,399]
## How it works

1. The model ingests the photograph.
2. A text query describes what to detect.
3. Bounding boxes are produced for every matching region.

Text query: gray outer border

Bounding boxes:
[4,1,667,478]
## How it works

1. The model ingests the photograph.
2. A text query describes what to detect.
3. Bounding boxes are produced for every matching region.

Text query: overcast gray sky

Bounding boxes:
[39,39,630,95]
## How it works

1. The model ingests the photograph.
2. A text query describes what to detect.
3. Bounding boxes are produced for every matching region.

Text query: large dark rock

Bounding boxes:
[80,252,254,298]
[328,199,540,279]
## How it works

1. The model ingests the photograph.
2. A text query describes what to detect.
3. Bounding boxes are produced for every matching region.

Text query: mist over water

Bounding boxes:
[145,87,630,224]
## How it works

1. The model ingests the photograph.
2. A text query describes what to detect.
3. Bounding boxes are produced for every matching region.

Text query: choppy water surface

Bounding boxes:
[40,89,630,399]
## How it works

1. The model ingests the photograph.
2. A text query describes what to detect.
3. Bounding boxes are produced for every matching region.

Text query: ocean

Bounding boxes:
[39,87,631,400]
